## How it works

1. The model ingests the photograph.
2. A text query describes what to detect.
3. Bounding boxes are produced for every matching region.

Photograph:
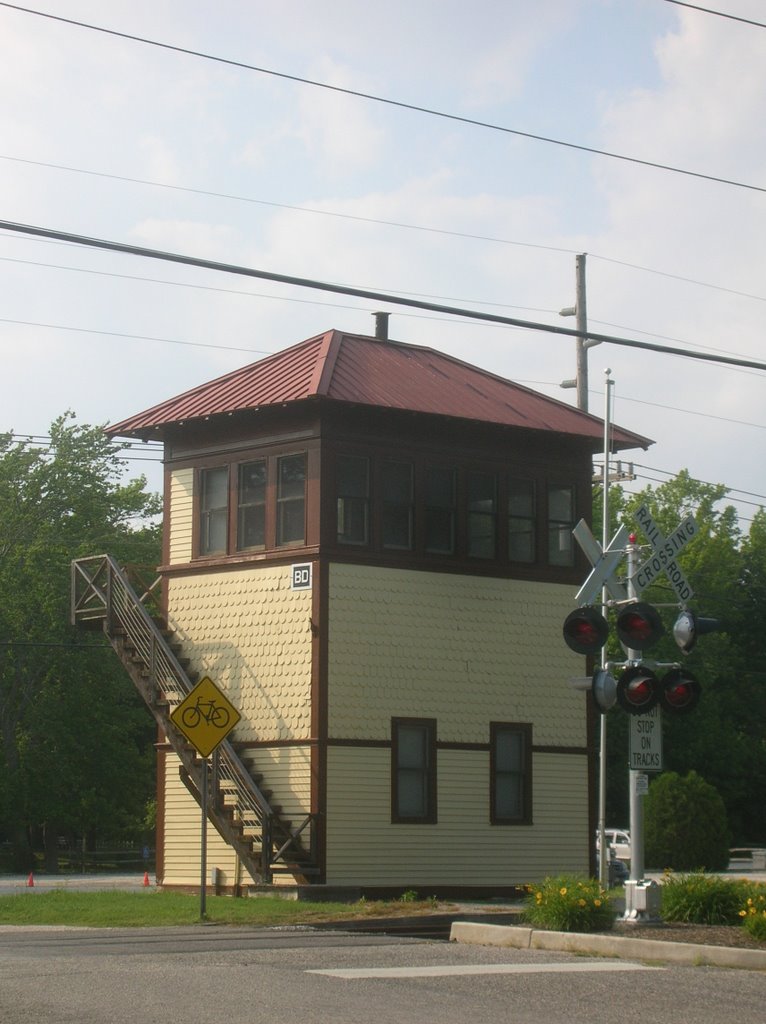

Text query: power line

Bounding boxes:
[630,461,766,505]
[660,0,766,30]
[0,155,580,257]
[4,156,766,306]
[3,217,766,373]
[1,2,765,195]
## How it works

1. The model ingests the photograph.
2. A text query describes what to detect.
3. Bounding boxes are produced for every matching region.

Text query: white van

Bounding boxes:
[596,828,631,862]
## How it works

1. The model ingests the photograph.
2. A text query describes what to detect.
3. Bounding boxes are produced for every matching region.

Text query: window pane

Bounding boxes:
[495,774,524,820]
[382,460,413,550]
[467,471,496,558]
[337,455,369,545]
[508,479,535,562]
[425,464,456,554]
[237,461,266,550]
[277,454,306,546]
[239,460,266,504]
[202,466,228,511]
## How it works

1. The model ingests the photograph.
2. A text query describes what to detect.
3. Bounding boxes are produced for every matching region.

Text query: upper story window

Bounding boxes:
[330,450,579,574]
[199,466,229,555]
[508,479,536,563]
[276,453,306,547]
[237,460,266,551]
[425,464,456,554]
[547,484,575,566]
[337,455,370,545]
[194,450,308,558]
[467,470,497,559]
[382,460,414,550]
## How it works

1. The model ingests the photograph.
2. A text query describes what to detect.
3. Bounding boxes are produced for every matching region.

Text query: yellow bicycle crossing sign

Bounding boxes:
[170,676,241,758]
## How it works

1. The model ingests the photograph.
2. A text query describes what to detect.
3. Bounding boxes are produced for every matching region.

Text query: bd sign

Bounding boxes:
[291,563,313,590]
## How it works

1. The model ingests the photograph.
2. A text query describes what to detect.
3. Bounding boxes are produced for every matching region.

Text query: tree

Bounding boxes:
[645,771,730,871]
[0,415,161,870]
[597,472,766,845]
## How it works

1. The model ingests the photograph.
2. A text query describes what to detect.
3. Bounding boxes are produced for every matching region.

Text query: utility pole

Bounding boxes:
[560,253,600,413]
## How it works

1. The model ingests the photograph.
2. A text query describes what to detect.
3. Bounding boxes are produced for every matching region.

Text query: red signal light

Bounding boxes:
[563,607,609,655]
[616,665,660,715]
[660,668,701,715]
[616,602,664,651]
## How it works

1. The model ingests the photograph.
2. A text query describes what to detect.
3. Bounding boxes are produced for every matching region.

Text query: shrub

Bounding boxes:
[660,872,745,925]
[524,875,613,933]
[645,771,730,871]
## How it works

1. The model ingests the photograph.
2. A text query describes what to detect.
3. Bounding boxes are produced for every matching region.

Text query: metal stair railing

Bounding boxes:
[70,554,317,882]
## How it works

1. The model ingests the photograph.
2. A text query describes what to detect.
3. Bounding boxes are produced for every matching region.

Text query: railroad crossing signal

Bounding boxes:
[566,507,721,717]
[170,676,241,758]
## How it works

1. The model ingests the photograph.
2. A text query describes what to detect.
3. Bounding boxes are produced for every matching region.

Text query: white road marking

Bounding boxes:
[308,961,661,979]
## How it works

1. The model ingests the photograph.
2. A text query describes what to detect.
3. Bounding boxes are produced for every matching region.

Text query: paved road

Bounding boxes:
[0,924,764,1024]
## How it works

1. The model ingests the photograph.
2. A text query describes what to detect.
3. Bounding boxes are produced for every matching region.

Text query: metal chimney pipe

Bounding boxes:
[374,312,390,340]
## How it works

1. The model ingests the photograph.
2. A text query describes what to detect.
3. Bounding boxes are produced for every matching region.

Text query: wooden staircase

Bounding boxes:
[70,554,318,885]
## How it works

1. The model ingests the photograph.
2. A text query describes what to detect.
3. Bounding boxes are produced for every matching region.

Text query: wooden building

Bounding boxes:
[75,327,650,896]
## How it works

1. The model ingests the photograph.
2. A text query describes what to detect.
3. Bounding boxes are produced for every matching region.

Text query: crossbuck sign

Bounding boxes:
[632,504,698,603]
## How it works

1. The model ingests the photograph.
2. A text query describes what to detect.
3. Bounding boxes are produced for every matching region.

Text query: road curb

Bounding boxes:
[449,922,766,972]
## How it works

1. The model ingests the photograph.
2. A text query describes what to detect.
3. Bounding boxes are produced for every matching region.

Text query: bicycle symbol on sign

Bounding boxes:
[181,696,231,730]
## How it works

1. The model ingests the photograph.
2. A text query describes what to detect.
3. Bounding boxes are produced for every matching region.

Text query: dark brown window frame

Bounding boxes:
[391,717,437,824]
[333,449,579,576]
[193,448,308,559]
[490,722,532,826]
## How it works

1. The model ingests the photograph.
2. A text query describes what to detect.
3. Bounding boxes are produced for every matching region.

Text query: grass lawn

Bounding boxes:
[0,889,444,928]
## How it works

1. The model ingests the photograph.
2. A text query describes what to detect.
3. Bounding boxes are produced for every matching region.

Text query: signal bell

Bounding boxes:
[673,610,721,654]
[562,607,609,655]
[616,601,664,651]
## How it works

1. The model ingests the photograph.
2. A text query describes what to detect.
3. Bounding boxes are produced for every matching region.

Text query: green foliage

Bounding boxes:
[0,415,161,869]
[603,476,766,845]
[660,872,746,925]
[660,873,766,942]
[524,875,613,933]
[740,885,766,941]
[645,771,730,871]
[399,888,419,902]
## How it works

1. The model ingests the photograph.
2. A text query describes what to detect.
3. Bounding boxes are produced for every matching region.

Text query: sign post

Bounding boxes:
[170,677,241,918]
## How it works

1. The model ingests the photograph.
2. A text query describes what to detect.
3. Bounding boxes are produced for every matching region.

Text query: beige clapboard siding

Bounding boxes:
[328,563,587,748]
[248,745,313,814]
[167,565,313,743]
[325,746,589,886]
[168,468,194,564]
[162,752,241,886]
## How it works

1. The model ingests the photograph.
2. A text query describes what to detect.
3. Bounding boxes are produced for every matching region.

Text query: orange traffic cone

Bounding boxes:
[27,873,34,887]
[143,872,150,887]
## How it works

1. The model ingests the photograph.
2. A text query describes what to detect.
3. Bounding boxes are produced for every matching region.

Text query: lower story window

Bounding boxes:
[392,718,437,823]
[490,723,532,825]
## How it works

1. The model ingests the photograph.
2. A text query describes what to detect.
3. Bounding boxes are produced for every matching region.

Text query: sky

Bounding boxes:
[1,0,765,533]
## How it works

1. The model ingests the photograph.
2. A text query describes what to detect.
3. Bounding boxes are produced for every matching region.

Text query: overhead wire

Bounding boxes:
[3,217,766,374]
[1,2,765,195]
[659,0,766,31]
[3,158,766,307]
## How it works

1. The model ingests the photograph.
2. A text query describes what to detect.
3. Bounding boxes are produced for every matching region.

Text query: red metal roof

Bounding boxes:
[107,329,651,450]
